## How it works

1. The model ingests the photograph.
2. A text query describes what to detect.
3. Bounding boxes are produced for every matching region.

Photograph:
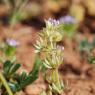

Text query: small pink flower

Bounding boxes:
[48,18,60,26]
[59,15,76,23]
[6,38,19,47]
[57,45,64,51]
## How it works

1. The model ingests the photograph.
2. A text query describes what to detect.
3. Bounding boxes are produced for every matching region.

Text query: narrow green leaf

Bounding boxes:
[9,63,21,76]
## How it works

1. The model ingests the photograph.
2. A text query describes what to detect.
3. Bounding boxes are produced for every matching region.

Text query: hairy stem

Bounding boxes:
[0,72,14,95]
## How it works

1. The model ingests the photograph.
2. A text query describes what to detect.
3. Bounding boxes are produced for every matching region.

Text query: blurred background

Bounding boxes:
[0,0,95,29]
[0,0,95,95]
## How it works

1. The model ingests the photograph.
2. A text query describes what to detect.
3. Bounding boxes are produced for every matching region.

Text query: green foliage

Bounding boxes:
[0,42,16,62]
[79,37,95,64]
[88,56,95,64]
[3,61,21,78]
[0,38,42,94]
[79,38,95,53]
[5,45,16,57]
[79,38,93,53]
[0,56,42,94]
[62,23,77,38]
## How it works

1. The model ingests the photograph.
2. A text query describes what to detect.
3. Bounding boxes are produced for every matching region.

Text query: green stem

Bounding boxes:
[10,0,28,26]
[0,72,14,95]
[53,69,61,89]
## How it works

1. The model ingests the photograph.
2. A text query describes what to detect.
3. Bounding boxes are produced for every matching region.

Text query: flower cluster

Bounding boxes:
[59,15,77,38]
[6,38,19,47]
[59,15,76,24]
[0,38,20,63]
[35,18,64,53]
[47,18,60,26]
[35,18,64,95]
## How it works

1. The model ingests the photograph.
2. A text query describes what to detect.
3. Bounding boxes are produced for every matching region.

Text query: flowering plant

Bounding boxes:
[35,18,64,95]
[59,15,77,38]
[0,38,19,62]
[0,39,42,95]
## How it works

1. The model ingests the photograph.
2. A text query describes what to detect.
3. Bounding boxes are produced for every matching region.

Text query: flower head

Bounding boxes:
[47,18,60,26]
[57,45,64,51]
[6,38,19,47]
[59,15,76,24]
